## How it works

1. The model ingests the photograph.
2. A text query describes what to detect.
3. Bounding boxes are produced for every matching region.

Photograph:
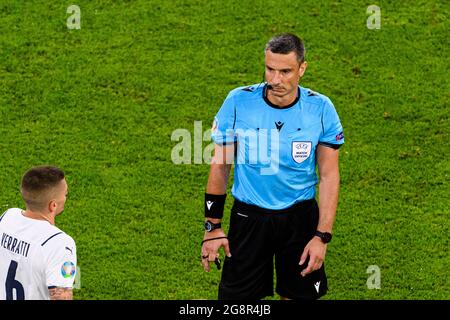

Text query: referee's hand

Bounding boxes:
[299,237,327,277]
[201,229,231,272]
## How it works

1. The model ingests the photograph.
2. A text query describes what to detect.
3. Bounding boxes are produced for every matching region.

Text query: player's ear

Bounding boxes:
[48,199,57,213]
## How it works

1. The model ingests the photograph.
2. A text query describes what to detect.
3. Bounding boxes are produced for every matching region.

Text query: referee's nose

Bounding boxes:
[271,71,282,86]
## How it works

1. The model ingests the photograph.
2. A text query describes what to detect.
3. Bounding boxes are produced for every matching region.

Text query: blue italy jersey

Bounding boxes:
[212,84,344,210]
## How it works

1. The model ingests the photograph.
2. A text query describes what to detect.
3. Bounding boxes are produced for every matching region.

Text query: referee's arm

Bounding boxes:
[300,144,340,277]
[316,144,340,235]
[201,144,234,272]
[206,144,234,199]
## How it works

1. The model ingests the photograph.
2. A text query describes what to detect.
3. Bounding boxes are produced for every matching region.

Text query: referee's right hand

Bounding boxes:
[201,229,231,272]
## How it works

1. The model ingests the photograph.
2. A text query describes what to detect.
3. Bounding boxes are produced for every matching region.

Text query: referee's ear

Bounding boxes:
[298,61,308,78]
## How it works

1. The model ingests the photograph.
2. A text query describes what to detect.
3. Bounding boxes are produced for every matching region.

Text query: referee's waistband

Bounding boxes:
[233,198,316,215]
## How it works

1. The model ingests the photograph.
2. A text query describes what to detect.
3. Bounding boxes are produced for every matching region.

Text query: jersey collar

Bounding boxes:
[263,84,300,109]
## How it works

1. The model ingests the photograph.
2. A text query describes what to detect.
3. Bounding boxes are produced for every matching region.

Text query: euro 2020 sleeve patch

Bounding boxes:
[61,261,76,279]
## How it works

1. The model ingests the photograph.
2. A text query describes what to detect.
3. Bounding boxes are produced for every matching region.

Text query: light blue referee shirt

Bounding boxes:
[211,84,344,210]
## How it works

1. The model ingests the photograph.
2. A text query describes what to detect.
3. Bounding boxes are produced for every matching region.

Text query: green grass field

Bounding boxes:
[0,0,448,299]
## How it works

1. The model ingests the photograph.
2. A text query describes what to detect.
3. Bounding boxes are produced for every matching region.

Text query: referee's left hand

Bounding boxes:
[201,229,231,272]
[299,237,327,277]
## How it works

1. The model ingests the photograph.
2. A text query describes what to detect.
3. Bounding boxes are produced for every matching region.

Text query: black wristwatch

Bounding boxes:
[315,231,332,244]
[204,220,222,232]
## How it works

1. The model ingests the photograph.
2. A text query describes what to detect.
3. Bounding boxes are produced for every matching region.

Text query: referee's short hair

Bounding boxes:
[265,33,306,63]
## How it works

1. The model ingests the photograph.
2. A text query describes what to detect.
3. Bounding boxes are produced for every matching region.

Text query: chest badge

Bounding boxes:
[292,141,312,164]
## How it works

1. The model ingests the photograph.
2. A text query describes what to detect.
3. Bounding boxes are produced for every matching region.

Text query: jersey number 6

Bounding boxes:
[6,260,25,300]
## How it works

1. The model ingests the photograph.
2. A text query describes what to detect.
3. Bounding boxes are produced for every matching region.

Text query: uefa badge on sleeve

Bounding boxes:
[61,261,76,279]
[292,141,312,164]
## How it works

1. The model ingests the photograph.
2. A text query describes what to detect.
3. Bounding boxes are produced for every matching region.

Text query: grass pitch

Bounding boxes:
[0,0,448,299]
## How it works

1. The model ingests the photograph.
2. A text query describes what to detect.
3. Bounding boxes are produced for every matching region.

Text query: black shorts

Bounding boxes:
[218,198,327,300]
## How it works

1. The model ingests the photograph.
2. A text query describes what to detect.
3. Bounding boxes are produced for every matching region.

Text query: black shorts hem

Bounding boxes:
[218,285,274,300]
[276,288,328,301]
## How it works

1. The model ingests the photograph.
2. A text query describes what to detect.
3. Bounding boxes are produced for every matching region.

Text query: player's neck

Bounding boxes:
[267,89,298,107]
[22,209,56,225]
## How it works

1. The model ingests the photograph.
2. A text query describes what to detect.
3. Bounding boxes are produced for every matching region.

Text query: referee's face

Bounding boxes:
[265,50,307,100]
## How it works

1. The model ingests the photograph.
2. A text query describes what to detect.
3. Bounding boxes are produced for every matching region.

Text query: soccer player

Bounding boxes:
[0,166,77,300]
[201,33,344,300]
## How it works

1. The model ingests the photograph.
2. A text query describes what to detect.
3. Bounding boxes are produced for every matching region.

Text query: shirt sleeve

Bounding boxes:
[44,235,77,289]
[211,92,237,145]
[318,98,345,149]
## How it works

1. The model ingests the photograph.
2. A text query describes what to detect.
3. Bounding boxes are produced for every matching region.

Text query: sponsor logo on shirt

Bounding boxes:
[336,131,344,141]
[275,121,284,132]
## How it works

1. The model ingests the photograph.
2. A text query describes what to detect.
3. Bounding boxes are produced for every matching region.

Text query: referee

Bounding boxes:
[201,33,344,300]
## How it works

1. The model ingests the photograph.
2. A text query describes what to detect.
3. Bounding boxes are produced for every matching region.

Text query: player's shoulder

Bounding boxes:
[226,83,264,101]
[40,225,75,249]
[40,228,76,259]
[0,208,24,225]
[1,207,22,217]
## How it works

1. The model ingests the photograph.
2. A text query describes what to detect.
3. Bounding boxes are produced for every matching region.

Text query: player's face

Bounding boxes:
[265,50,307,98]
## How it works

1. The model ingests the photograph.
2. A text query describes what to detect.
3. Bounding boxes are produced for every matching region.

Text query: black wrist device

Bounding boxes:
[315,231,332,244]
[204,220,222,232]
